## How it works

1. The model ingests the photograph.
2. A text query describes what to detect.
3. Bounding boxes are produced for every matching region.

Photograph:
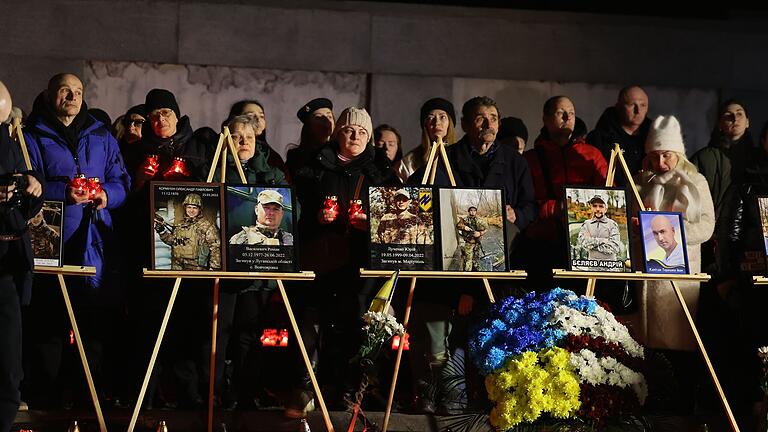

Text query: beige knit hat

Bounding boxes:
[334,107,373,141]
[645,115,686,154]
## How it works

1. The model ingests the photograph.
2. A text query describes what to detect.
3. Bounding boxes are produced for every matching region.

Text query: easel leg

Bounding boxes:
[207,278,220,432]
[57,274,108,432]
[482,278,495,303]
[128,277,182,432]
[585,278,597,297]
[670,280,740,432]
[382,277,417,432]
[276,280,335,432]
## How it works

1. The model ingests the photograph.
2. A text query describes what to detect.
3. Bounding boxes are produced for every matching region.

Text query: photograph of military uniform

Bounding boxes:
[229,189,293,246]
[155,192,221,270]
[456,206,488,271]
[576,194,622,262]
[29,208,60,259]
[376,188,426,244]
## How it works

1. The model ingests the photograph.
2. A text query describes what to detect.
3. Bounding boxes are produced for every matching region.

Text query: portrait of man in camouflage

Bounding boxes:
[376,188,426,244]
[30,202,62,265]
[229,189,293,246]
[456,206,488,271]
[154,192,222,271]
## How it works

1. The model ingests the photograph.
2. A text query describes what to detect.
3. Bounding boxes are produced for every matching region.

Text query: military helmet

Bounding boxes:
[183,193,203,208]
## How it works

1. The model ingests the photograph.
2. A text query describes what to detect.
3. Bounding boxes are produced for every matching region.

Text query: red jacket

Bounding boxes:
[523,134,608,241]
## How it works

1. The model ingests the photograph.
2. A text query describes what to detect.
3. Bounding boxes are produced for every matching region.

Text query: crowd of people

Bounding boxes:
[0,72,767,429]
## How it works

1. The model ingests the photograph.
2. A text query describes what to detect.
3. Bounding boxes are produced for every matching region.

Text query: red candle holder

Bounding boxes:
[143,154,160,176]
[348,199,364,220]
[323,195,339,219]
[69,173,87,194]
[86,177,102,200]
[162,157,190,180]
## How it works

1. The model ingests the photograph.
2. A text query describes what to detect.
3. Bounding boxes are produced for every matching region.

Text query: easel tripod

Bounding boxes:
[128,127,334,432]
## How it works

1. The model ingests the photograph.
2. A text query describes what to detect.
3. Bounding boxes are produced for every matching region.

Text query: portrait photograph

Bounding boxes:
[438,187,507,272]
[759,196,768,261]
[639,211,689,274]
[225,185,297,272]
[150,182,224,271]
[368,186,435,270]
[565,186,631,273]
[31,200,64,267]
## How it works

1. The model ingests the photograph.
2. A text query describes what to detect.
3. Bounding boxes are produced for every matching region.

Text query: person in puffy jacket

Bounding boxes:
[22,73,130,408]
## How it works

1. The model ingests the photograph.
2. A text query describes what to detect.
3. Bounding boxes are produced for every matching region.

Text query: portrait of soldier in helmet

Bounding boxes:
[225,185,297,272]
[151,183,223,271]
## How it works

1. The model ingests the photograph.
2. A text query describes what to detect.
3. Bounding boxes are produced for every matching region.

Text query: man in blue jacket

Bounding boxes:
[0,81,44,432]
[22,73,130,407]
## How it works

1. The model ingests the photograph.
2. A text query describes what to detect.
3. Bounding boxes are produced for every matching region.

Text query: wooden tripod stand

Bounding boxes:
[556,143,740,431]
[128,127,334,432]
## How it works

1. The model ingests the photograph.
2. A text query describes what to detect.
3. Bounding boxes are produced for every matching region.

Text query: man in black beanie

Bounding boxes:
[498,117,529,154]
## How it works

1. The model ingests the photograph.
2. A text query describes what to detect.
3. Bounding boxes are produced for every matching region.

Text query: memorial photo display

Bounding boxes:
[31,200,64,267]
[225,185,297,272]
[758,196,768,269]
[439,187,507,272]
[639,211,689,274]
[368,186,435,270]
[564,186,632,273]
[150,182,224,271]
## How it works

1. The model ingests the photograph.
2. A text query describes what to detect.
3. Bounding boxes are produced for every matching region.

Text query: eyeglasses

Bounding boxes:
[149,109,175,121]
[129,119,145,127]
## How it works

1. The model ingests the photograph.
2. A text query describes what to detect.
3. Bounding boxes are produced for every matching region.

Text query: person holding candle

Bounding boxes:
[288,106,399,415]
[21,73,130,408]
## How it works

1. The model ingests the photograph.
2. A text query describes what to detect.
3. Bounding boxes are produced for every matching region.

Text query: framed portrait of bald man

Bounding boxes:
[225,185,297,272]
[639,211,689,274]
[150,182,224,271]
[368,186,435,270]
[565,186,632,273]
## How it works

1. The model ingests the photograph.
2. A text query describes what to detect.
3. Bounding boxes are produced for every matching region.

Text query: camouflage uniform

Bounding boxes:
[30,222,60,259]
[158,194,221,270]
[229,222,294,246]
[377,210,424,244]
[456,215,488,271]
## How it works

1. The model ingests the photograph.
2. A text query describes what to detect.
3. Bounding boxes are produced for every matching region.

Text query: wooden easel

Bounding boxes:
[128,127,335,432]
[36,265,107,432]
[364,137,528,432]
[556,143,740,432]
[15,123,109,431]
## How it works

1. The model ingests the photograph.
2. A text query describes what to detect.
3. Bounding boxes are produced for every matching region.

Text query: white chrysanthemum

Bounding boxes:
[569,349,648,404]
[551,305,644,359]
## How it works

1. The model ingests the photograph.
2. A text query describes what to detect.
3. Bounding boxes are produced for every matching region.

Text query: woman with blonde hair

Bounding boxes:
[634,115,714,411]
[401,98,456,181]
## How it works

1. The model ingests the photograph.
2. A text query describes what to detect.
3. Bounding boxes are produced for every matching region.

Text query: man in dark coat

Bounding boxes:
[587,86,651,186]
[407,96,536,413]
[0,81,44,432]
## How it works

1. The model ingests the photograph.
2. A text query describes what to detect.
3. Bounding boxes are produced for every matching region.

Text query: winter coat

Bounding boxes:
[634,167,715,351]
[690,132,753,224]
[586,106,651,186]
[0,125,45,305]
[413,136,537,233]
[295,143,399,274]
[24,94,131,292]
[212,149,286,185]
[523,127,608,243]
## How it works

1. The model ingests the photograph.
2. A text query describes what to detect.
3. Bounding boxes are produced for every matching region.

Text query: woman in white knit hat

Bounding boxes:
[633,115,715,409]
[289,106,400,416]
[635,115,715,350]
